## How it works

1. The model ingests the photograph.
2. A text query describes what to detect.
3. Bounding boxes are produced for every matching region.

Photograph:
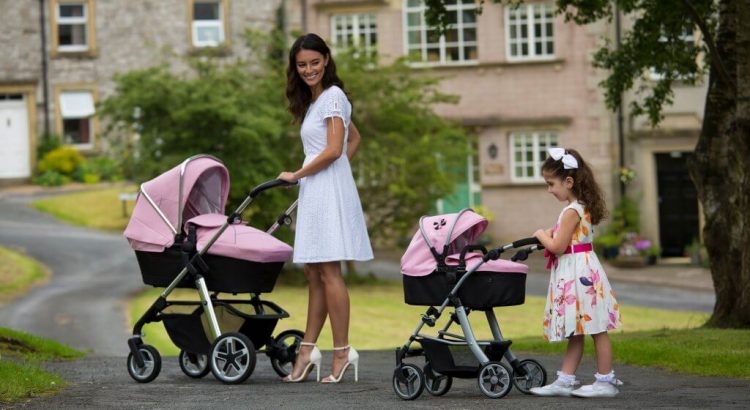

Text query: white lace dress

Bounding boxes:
[293,85,374,263]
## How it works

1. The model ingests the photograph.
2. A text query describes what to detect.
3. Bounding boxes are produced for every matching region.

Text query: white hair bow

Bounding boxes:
[548,147,579,169]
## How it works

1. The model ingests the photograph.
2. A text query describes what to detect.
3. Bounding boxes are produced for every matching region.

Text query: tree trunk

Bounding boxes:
[688,0,750,328]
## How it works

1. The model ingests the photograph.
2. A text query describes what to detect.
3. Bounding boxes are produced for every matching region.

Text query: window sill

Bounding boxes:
[187,44,233,57]
[408,58,565,71]
[51,49,98,59]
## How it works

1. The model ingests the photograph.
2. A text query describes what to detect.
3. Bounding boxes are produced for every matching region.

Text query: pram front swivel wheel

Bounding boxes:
[209,332,256,384]
[392,363,425,401]
[478,362,512,399]
[512,358,547,394]
[423,362,452,396]
[127,344,161,383]
[178,350,210,379]
[269,329,305,378]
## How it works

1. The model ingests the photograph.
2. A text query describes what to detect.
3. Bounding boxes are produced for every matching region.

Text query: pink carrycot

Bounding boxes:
[124,155,293,293]
[401,209,528,309]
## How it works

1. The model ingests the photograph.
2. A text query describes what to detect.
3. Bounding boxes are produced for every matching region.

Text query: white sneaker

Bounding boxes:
[571,381,619,398]
[529,378,577,397]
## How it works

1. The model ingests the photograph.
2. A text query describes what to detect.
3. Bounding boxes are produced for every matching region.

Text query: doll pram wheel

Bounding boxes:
[178,350,210,379]
[423,362,452,396]
[269,329,305,378]
[511,358,547,394]
[477,362,512,399]
[392,363,425,400]
[209,332,256,384]
[127,344,162,383]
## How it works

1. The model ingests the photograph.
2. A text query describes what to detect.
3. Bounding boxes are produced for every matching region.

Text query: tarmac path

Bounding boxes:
[0,191,746,409]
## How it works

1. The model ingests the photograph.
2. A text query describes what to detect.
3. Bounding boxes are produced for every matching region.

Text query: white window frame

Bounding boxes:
[505,3,555,62]
[57,2,88,52]
[331,13,378,56]
[403,0,478,67]
[192,1,224,48]
[59,90,95,149]
[509,131,559,183]
[650,26,696,80]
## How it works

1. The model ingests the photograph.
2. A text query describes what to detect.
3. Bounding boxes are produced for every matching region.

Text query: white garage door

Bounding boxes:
[0,94,31,178]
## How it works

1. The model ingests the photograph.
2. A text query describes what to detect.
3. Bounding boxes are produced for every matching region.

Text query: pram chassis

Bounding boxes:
[394,235,548,400]
[126,155,300,385]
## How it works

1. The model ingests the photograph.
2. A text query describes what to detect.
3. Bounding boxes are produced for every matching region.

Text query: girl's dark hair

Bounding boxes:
[541,148,608,225]
[286,33,346,124]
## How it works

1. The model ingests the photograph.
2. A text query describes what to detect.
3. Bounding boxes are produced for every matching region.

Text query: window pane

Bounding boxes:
[462,10,476,24]
[59,5,84,18]
[427,47,440,61]
[445,28,459,42]
[197,26,221,43]
[463,28,476,42]
[63,118,90,144]
[194,2,220,20]
[59,24,86,46]
[463,46,477,60]
[408,30,422,44]
[407,0,422,7]
[426,29,440,44]
[446,46,459,61]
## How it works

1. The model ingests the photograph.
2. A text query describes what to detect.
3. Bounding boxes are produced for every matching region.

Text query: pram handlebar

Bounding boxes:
[249,179,298,198]
[511,237,541,248]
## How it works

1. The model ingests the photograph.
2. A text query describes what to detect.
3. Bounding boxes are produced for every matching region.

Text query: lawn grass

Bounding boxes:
[0,327,84,404]
[30,185,137,232]
[0,246,50,304]
[125,281,748,379]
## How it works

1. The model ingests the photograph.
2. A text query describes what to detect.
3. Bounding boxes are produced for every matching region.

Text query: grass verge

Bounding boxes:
[0,246,50,304]
[0,327,84,404]
[30,185,136,232]
[126,281,749,379]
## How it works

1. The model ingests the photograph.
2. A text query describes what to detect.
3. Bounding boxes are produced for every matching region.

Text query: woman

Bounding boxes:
[277,33,373,384]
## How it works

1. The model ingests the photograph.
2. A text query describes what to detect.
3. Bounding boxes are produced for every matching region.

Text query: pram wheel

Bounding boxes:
[478,362,512,399]
[423,362,452,396]
[178,350,210,379]
[512,358,547,394]
[126,344,161,383]
[209,332,256,384]
[269,329,305,378]
[392,363,425,400]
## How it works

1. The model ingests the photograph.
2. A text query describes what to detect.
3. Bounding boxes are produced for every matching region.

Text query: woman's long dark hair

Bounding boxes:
[286,33,346,124]
[541,148,608,225]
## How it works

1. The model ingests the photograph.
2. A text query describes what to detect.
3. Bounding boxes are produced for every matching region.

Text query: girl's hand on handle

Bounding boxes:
[277,172,299,184]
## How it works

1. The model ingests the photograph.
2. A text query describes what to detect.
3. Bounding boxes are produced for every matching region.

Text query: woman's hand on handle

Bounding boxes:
[277,172,299,184]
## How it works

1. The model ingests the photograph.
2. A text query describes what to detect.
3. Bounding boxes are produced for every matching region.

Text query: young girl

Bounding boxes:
[530,148,622,398]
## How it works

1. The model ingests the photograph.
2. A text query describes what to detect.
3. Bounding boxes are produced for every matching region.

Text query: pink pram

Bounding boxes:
[393,209,548,400]
[123,155,303,385]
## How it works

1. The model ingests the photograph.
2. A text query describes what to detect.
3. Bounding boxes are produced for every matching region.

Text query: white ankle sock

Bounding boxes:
[556,370,577,385]
[595,371,615,383]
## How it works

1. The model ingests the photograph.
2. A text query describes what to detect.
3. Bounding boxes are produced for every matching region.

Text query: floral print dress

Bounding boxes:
[543,201,622,342]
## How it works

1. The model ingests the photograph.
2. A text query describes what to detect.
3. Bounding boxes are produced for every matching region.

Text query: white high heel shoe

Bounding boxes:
[321,345,359,384]
[282,342,321,382]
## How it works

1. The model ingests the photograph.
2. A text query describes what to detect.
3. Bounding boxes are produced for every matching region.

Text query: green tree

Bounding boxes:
[99,33,468,245]
[425,0,748,328]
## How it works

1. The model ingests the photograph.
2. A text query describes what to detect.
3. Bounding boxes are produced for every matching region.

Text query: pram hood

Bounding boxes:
[401,209,528,277]
[124,155,230,252]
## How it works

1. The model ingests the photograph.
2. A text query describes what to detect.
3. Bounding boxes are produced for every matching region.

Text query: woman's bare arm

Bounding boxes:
[278,117,345,182]
[346,121,362,160]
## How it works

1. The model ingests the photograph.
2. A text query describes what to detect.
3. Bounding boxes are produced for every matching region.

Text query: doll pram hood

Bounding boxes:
[400,209,528,276]
[124,155,292,263]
